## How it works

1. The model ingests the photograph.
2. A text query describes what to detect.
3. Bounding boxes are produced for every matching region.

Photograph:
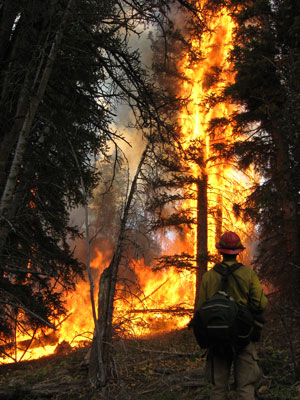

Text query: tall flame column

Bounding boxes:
[179,7,237,307]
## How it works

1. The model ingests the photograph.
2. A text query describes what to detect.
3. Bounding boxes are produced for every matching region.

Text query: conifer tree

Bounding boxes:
[0,0,186,359]
[209,0,300,300]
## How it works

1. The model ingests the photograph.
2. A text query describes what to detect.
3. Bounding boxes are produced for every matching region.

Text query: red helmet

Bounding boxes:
[216,231,245,254]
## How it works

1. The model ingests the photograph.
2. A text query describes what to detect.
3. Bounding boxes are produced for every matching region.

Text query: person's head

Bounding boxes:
[216,231,245,259]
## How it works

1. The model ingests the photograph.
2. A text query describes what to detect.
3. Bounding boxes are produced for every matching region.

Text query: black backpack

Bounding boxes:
[191,262,254,356]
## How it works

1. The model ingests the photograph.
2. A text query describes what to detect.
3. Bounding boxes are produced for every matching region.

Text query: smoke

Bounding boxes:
[113,27,154,175]
[67,26,164,292]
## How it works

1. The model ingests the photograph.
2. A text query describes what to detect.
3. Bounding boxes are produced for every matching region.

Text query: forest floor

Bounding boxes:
[0,306,299,400]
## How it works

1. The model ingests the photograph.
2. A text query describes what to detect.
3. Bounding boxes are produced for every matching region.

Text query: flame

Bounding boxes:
[2,5,256,364]
[178,6,255,265]
[3,250,109,364]
[114,257,194,335]
[5,246,193,363]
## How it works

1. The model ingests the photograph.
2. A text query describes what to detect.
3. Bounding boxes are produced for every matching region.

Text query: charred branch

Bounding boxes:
[127,307,193,314]
[154,253,196,271]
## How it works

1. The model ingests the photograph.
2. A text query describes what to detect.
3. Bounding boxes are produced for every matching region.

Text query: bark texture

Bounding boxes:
[88,143,150,388]
[195,174,208,308]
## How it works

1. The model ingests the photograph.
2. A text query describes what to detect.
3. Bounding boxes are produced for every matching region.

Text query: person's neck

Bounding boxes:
[222,255,237,264]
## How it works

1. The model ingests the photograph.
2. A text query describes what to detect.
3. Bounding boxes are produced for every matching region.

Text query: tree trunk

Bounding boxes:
[0,1,20,63]
[271,127,299,262]
[69,137,106,387]
[215,192,222,243]
[88,265,112,387]
[195,174,208,308]
[261,14,299,263]
[88,143,150,389]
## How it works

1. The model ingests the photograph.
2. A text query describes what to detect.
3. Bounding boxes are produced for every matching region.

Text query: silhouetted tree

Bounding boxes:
[0,0,186,360]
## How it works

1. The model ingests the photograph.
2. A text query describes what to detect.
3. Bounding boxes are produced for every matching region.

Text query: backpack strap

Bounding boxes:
[214,262,247,301]
[225,262,250,302]
[213,263,229,291]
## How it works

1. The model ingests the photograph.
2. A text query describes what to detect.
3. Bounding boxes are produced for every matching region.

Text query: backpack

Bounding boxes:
[191,262,254,356]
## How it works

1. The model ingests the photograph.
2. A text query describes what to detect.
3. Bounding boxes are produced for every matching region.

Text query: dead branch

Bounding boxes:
[127,307,193,314]
[141,279,169,302]
[139,348,196,357]
[154,253,197,271]
[0,300,55,329]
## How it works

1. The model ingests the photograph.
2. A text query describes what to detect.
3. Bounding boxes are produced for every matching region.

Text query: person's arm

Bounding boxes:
[249,270,268,313]
[195,273,208,311]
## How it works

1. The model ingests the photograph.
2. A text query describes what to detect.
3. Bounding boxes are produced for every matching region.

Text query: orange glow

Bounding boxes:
[2,5,256,364]
[29,188,37,208]
[114,257,194,335]
[178,5,255,267]
[5,250,109,364]
[6,247,193,363]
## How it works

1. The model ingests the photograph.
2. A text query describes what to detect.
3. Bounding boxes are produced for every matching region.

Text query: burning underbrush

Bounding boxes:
[0,305,299,400]
[1,247,196,364]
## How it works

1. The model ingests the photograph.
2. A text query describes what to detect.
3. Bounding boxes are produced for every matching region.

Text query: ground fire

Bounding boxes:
[2,5,256,365]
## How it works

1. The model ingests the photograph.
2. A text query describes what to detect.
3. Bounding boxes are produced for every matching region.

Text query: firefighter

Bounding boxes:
[196,231,268,400]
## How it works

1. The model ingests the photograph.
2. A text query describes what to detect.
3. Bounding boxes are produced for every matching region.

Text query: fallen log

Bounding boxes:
[127,308,193,314]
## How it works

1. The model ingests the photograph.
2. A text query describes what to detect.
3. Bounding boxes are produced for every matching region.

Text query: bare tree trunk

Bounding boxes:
[0,68,32,190]
[194,174,208,308]
[68,138,107,387]
[271,127,299,262]
[0,37,50,189]
[88,142,151,389]
[0,1,20,63]
[215,193,223,244]
[0,0,75,253]
[88,265,112,387]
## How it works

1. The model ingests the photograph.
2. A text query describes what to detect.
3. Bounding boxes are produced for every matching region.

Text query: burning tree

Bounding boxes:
[206,0,300,301]
[148,1,256,306]
[149,0,300,306]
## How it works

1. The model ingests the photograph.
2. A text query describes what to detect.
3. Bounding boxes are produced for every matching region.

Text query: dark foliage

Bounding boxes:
[0,0,185,359]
